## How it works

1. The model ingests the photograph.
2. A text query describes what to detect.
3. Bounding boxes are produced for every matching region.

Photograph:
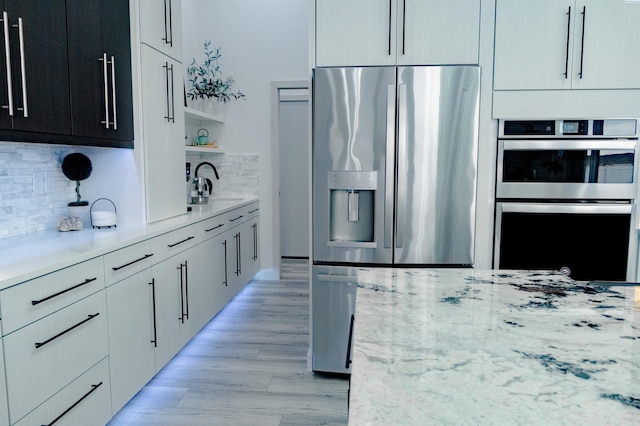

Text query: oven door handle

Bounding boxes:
[501,140,637,151]
[499,203,633,215]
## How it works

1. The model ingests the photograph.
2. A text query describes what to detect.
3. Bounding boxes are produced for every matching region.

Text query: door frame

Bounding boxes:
[270,80,310,279]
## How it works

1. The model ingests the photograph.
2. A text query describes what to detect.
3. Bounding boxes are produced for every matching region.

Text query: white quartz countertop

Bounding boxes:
[348,268,640,425]
[0,197,257,290]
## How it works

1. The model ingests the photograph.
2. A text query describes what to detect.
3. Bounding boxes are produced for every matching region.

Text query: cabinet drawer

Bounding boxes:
[0,257,105,335]
[14,357,111,426]
[104,240,153,286]
[4,291,109,423]
[151,224,200,264]
[198,212,230,239]
[226,202,259,228]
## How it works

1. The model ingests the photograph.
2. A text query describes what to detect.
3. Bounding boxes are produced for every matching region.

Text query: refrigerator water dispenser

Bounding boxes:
[327,171,377,244]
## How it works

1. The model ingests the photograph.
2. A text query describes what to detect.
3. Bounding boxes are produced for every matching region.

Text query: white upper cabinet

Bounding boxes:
[139,0,183,62]
[494,0,640,90]
[316,0,480,67]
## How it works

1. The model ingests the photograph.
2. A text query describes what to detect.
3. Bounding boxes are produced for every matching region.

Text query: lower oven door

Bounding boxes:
[494,202,633,281]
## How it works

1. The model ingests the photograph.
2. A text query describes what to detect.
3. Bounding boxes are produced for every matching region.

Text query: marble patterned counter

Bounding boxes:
[348,269,640,425]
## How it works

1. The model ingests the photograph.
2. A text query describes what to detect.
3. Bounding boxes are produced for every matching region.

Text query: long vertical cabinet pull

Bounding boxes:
[149,279,158,347]
[184,260,189,320]
[168,63,175,122]
[401,0,406,55]
[387,0,392,55]
[222,240,228,286]
[99,53,109,128]
[163,62,170,122]
[162,0,173,47]
[578,6,586,79]
[2,11,14,116]
[163,62,174,123]
[13,17,27,117]
[252,223,258,261]
[177,262,185,323]
[234,233,241,276]
[564,7,571,79]
[109,55,117,129]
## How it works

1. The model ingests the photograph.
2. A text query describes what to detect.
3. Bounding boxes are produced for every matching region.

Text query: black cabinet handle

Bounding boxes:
[387,0,392,55]
[564,6,571,79]
[32,278,97,306]
[578,6,586,79]
[162,0,169,45]
[345,314,355,369]
[167,236,194,248]
[162,61,173,122]
[168,63,175,122]
[184,260,189,320]
[178,262,185,323]
[248,208,259,214]
[112,253,153,271]
[205,223,224,232]
[222,240,228,286]
[229,215,244,222]
[235,232,241,276]
[402,0,406,55]
[35,313,100,349]
[150,279,157,347]
[252,223,258,261]
[42,381,103,426]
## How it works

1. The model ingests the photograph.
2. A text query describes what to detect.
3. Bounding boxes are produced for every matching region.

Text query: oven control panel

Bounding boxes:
[500,119,638,138]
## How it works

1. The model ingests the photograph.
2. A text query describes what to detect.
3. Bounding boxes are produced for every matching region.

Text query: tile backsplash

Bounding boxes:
[0,142,260,239]
[0,143,76,238]
[186,153,259,198]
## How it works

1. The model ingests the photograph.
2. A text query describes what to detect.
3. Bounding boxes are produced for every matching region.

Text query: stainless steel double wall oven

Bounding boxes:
[494,119,638,281]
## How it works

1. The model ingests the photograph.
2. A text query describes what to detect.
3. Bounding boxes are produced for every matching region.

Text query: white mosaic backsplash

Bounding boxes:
[0,143,76,238]
[186,153,259,198]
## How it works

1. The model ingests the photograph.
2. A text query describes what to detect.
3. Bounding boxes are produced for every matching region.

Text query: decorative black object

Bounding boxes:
[61,153,92,206]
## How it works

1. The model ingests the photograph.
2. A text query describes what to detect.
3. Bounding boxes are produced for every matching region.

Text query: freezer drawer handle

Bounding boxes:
[167,236,195,248]
[31,277,98,306]
[112,253,154,271]
[345,314,355,369]
[43,381,103,426]
[34,313,100,349]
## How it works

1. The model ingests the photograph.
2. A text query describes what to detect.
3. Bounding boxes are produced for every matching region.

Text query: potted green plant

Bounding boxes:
[186,41,245,115]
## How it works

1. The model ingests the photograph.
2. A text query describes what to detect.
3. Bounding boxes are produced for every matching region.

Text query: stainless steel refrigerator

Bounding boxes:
[311,66,480,374]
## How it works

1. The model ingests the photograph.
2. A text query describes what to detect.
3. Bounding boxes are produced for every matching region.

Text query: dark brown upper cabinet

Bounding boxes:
[67,0,134,146]
[0,0,133,148]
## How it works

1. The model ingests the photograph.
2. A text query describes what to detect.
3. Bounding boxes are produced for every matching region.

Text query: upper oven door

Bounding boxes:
[497,139,637,200]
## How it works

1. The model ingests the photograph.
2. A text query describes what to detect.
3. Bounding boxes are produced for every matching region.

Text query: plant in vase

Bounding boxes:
[186,41,245,115]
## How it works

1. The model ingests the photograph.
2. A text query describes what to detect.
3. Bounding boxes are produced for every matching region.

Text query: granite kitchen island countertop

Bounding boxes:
[348,269,640,425]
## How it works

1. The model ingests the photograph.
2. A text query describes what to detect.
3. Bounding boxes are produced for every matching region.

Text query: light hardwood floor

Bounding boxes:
[108,259,349,426]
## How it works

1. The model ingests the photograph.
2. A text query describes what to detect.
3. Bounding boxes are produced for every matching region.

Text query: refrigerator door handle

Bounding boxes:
[384,84,396,249]
[395,84,408,248]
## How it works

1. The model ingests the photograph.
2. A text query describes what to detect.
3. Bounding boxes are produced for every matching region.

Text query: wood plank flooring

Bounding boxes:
[108,259,349,426]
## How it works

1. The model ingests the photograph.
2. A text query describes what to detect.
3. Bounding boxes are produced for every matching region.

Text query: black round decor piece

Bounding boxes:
[61,153,92,181]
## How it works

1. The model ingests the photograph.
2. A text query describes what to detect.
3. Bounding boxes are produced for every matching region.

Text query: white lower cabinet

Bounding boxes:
[106,267,156,414]
[3,291,109,424]
[0,201,259,425]
[0,337,8,426]
[152,250,193,371]
[14,358,112,426]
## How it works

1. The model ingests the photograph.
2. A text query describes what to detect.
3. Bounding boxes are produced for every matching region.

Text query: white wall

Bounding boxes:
[182,0,310,275]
